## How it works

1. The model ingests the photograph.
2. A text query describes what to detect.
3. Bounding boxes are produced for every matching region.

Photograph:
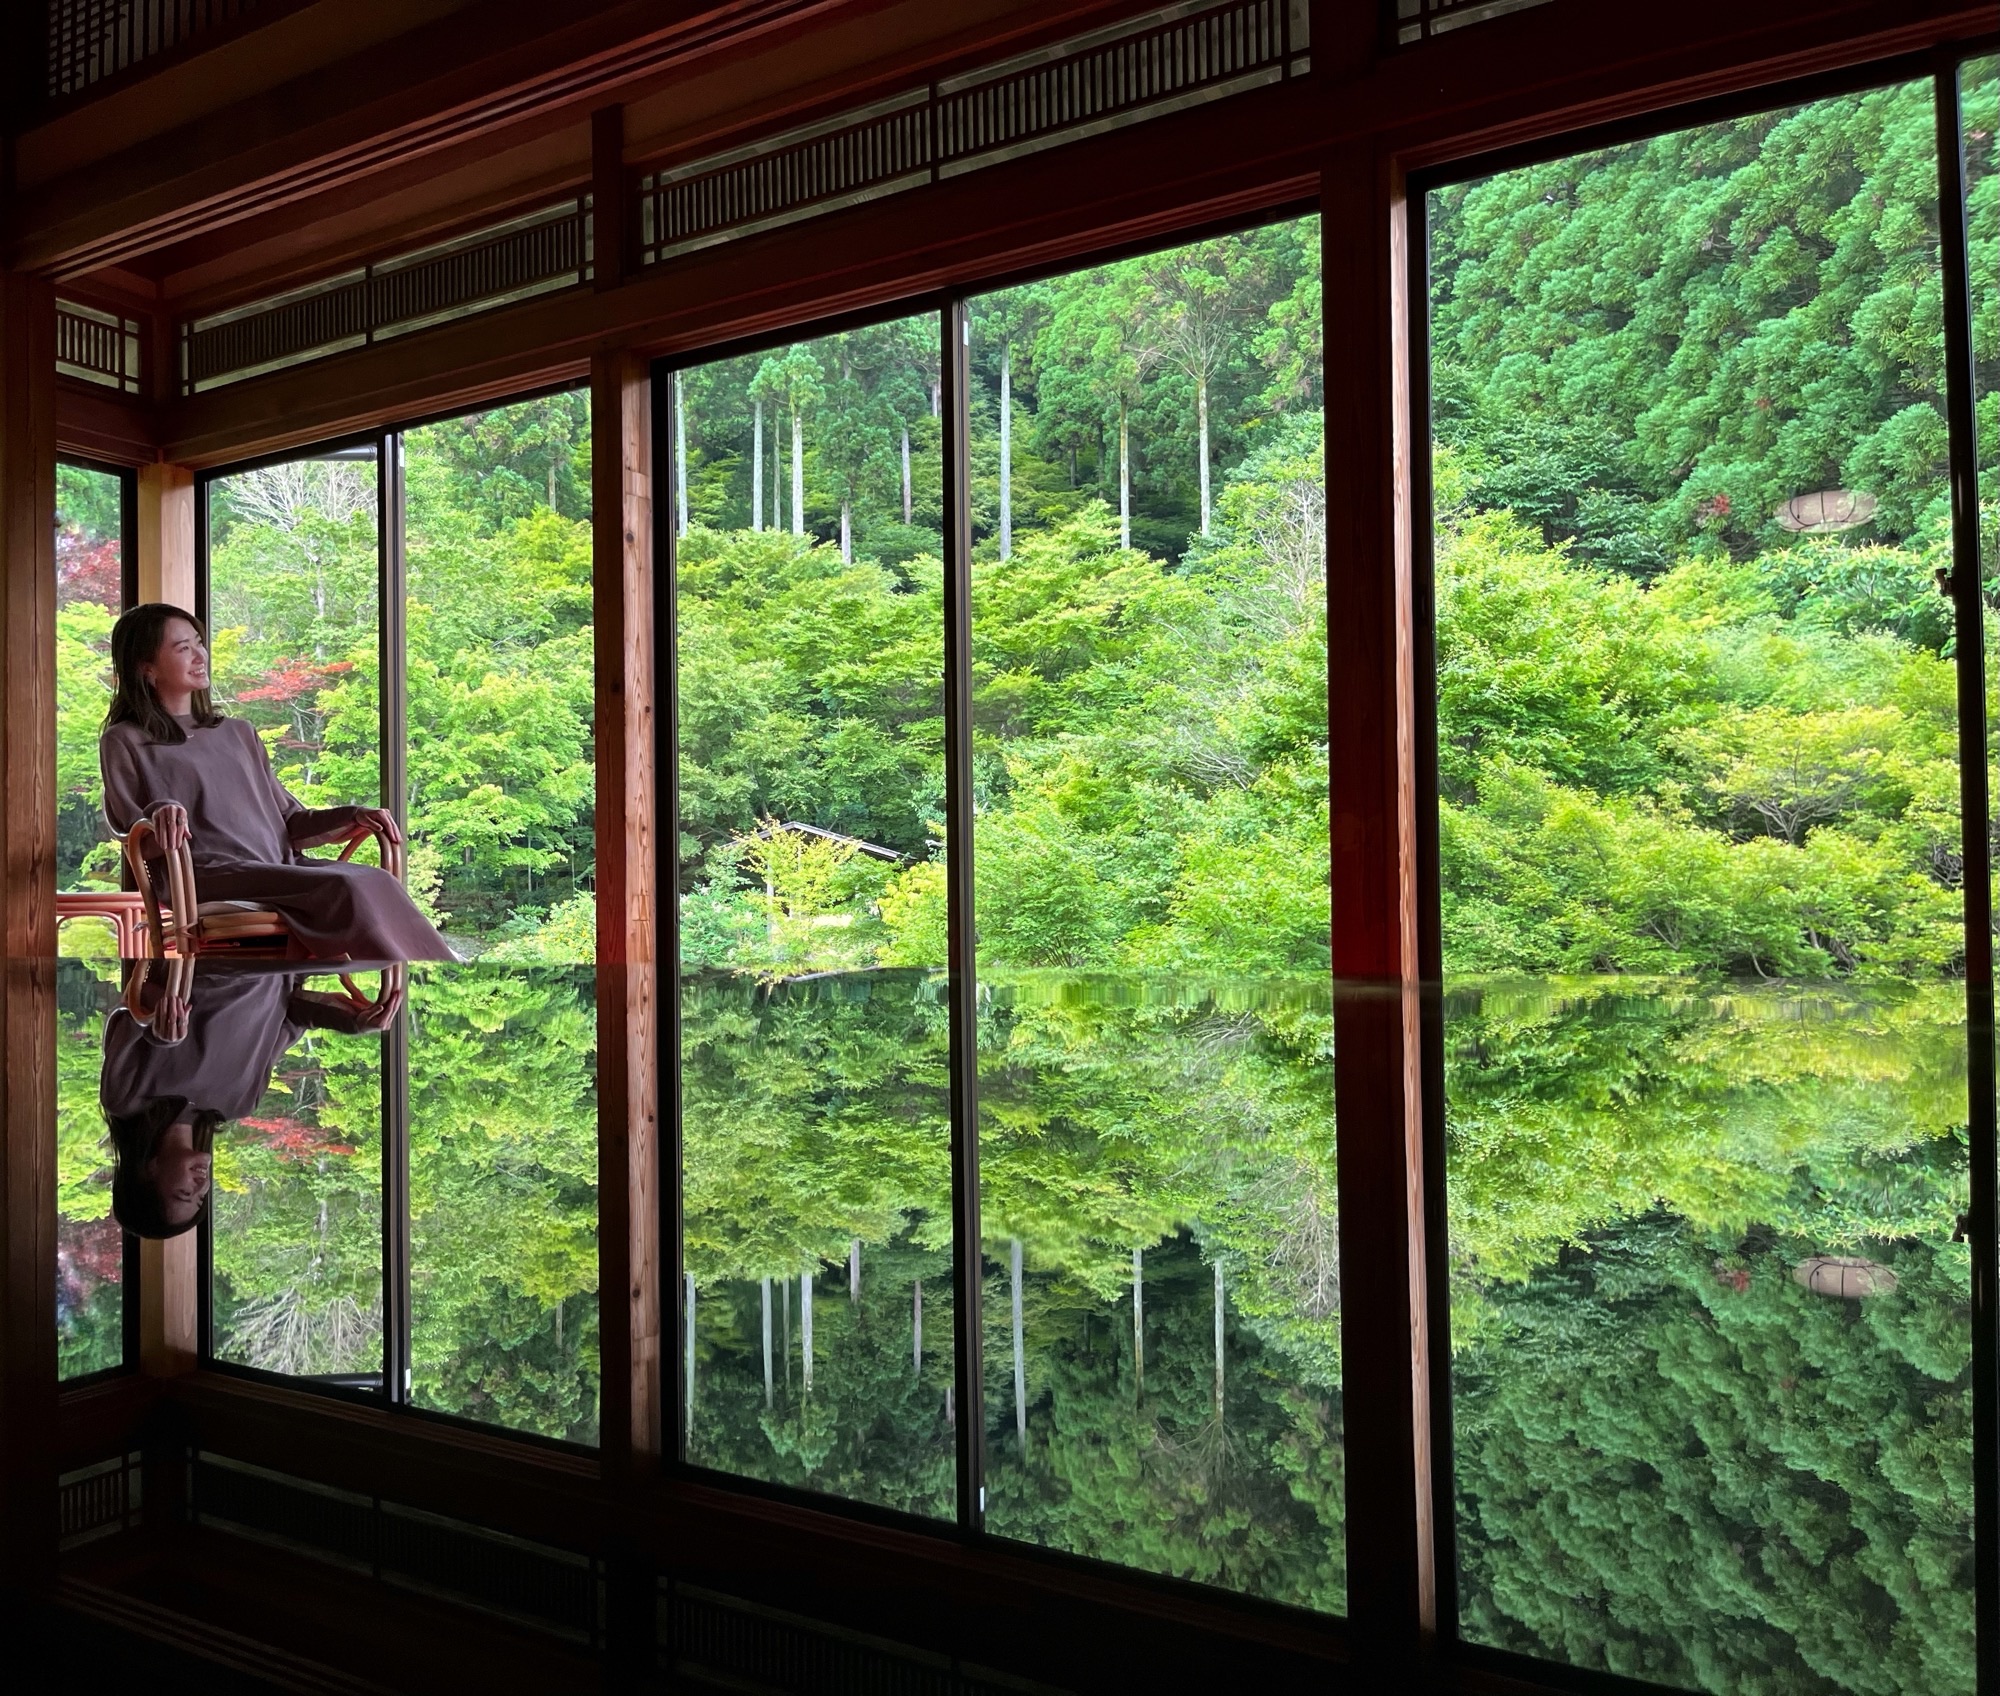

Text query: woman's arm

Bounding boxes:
[236,721,359,850]
[100,732,165,834]
[100,731,191,850]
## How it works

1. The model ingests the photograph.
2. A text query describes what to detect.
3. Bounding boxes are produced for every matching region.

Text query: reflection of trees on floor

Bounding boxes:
[1447,980,1974,1695]
[199,965,600,1444]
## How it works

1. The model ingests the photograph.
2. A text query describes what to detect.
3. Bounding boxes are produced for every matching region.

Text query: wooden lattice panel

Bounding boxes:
[45,0,262,100]
[641,0,1309,263]
[179,200,590,394]
[55,299,143,393]
[1389,0,1555,46]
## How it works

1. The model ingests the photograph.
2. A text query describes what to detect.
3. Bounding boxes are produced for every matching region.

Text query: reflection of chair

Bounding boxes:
[120,954,405,1029]
[122,816,405,960]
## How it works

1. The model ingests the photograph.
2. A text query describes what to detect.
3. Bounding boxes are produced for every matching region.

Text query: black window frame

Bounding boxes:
[54,451,141,1388]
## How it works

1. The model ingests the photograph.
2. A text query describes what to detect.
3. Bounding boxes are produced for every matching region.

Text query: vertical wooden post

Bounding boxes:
[136,461,195,609]
[132,460,203,1390]
[592,350,660,1471]
[137,1235,197,1376]
[1324,147,1437,1680]
[0,269,60,1587]
[593,105,629,292]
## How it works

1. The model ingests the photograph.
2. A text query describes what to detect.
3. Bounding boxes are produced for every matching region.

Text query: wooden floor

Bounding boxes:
[29,1526,664,1696]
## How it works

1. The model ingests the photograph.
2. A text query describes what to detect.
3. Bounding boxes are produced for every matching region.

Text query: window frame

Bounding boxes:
[653,198,1346,1622]
[189,393,601,1459]
[54,452,141,1388]
[1404,45,2000,1689]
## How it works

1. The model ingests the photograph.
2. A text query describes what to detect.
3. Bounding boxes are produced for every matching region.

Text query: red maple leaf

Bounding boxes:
[236,658,355,706]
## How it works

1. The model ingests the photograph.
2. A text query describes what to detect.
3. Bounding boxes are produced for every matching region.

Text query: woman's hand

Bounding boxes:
[351,982,405,1032]
[150,801,191,854]
[353,807,403,847]
[148,989,191,1044]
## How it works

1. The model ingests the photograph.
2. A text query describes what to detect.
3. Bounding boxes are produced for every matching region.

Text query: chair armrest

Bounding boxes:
[335,817,406,881]
[121,818,197,959]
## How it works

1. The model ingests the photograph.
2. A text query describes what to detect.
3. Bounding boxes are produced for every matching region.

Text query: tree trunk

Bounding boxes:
[913,1278,922,1373]
[1197,371,1211,537]
[999,341,1012,560]
[782,1275,792,1391]
[772,416,783,533]
[752,397,764,530]
[930,379,940,418]
[674,371,689,539]
[1011,1237,1027,1453]
[902,425,912,525]
[791,407,805,537]
[840,499,851,564]
[684,1272,696,1431]
[801,1271,814,1393]
[1213,1259,1225,1420]
[761,1276,773,1408]
[1132,1246,1144,1399]
[849,1238,860,1301]
[1118,403,1131,551]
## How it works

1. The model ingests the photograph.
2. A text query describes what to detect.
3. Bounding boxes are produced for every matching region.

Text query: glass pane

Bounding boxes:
[969,216,1341,1613]
[1429,80,1973,1691]
[400,393,594,957]
[675,313,957,1518]
[207,447,381,817]
[203,966,387,1388]
[55,463,123,922]
[59,959,124,1377]
[408,962,600,1442]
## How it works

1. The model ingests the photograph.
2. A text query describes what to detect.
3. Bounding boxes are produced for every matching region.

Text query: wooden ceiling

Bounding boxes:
[8,0,1993,470]
[5,0,1173,305]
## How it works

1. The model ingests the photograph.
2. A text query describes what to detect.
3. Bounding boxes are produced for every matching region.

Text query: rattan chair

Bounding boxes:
[122,815,405,960]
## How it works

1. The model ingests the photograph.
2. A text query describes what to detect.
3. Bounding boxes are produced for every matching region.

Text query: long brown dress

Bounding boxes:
[101,713,455,961]
[100,965,314,1124]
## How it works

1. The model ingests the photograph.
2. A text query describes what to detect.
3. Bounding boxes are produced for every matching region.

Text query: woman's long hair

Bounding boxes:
[106,1099,221,1240]
[105,603,222,744]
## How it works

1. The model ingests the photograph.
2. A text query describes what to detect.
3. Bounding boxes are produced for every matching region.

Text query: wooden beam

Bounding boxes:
[591,350,661,1477]
[1324,143,1434,1683]
[8,0,851,277]
[136,462,196,609]
[55,382,157,467]
[593,105,629,292]
[154,79,1321,466]
[0,269,60,1588]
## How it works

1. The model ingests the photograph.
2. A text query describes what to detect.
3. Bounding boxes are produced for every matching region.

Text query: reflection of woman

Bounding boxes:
[103,961,400,1239]
[99,603,455,962]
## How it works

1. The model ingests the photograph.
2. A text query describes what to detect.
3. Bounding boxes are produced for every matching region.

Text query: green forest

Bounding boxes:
[48,55,1999,1696]
[54,396,597,951]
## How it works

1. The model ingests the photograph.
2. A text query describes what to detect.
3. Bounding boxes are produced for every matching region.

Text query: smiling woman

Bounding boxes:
[99,602,455,962]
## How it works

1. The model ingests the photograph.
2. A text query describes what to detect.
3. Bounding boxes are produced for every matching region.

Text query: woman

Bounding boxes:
[104,959,402,1239]
[100,602,454,962]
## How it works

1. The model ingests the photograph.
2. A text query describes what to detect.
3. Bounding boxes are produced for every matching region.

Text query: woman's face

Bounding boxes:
[146,1117,212,1229]
[144,617,210,701]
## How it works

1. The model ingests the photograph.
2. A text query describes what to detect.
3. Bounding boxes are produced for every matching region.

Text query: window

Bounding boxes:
[56,461,132,1381]
[966,221,1339,1610]
[194,391,599,1444]
[1423,72,1981,1691]
[674,311,958,1517]
[670,211,1338,1607]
